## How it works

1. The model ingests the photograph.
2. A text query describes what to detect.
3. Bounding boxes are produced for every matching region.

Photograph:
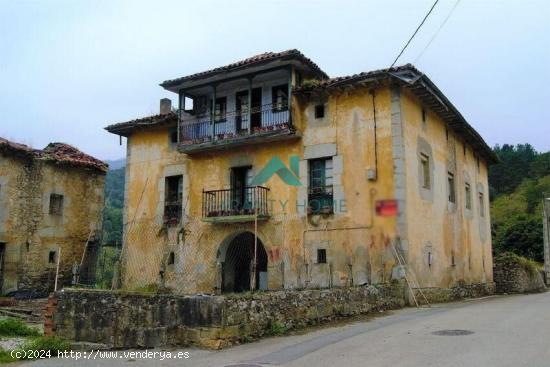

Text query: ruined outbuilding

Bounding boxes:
[106,50,497,298]
[0,138,107,294]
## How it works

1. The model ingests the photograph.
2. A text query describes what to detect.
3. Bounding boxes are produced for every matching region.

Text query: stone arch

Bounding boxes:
[217,231,268,293]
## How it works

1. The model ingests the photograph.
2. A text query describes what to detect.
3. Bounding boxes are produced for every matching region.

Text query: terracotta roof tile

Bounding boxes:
[0,137,107,173]
[160,49,328,88]
[104,112,177,137]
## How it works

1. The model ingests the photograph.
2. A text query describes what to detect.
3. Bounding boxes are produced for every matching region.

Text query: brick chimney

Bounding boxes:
[160,98,172,115]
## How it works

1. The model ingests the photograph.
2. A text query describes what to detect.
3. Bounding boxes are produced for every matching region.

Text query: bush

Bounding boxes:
[495,252,541,277]
[0,348,17,364]
[19,336,71,359]
[0,318,39,337]
[269,322,288,336]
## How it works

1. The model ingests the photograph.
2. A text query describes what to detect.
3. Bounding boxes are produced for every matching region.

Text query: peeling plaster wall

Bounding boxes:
[122,85,401,294]
[121,83,493,295]
[400,89,493,289]
[0,154,105,294]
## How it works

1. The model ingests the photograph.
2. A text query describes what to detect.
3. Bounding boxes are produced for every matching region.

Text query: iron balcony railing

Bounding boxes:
[180,103,291,144]
[202,186,270,218]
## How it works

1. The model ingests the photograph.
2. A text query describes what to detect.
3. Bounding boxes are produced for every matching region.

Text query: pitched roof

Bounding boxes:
[160,49,328,89]
[104,112,178,137]
[294,64,498,164]
[0,137,108,173]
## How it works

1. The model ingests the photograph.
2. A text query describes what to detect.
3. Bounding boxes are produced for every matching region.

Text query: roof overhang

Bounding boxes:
[160,50,328,93]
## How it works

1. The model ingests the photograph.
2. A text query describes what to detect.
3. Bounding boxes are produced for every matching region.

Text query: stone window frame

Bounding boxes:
[417,137,434,202]
[478,191,485,218]
[463,171,473,220]
[420,154,430,189]
[48,193,64,216]
[316,248,327,264]
[447,171,456,203]
[465,183,472,210]
[477,182,488,241]
[45,246,60,268]
[307,97,329,127]
[166,250,176,271]
[314,104,325,119]
[299,143,343,217]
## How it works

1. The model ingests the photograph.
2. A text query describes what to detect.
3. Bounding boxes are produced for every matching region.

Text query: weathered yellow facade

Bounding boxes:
[0,140,106,294]
[108,51,495,296]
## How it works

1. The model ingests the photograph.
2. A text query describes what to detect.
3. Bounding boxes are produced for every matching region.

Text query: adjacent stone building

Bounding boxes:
[0,138,107,294]
[106,50,497,297]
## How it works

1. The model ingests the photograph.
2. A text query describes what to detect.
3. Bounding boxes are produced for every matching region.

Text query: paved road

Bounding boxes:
[23,292,550,367]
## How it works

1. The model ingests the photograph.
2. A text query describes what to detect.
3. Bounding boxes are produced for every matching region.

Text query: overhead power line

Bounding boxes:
[414,0,461,64]
[390,0,440,68]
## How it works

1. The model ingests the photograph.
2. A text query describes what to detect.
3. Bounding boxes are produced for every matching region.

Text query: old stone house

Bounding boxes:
[106,50,497,296]
[0,138,106,294]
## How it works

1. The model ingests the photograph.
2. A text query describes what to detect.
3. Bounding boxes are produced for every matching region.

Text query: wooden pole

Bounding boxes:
[54,248,61,292]
[252,206,258,291]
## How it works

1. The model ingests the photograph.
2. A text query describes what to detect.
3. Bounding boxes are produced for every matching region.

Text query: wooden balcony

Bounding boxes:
[178,103,299,154]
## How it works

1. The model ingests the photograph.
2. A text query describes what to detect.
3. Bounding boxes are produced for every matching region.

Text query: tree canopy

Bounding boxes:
[490,145,549,262]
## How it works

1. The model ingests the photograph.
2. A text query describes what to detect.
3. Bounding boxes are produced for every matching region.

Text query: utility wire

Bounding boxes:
[414,0,461,64]
[390,0,440,68]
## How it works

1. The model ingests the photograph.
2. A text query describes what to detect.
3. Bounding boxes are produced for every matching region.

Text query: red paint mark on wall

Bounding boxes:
[376,200,398,216]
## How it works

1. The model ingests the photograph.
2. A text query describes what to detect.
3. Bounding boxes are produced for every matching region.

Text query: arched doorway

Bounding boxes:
[220,232,268,293]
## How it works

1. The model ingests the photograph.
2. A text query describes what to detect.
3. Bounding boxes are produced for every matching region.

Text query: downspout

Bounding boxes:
[369,89,378,179]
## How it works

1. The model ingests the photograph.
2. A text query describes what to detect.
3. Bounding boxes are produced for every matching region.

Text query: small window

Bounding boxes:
[465,183,472,210]
[314,104,325,119]
[48,251,57,264]
[164,175,183,224]
[272,84,289,112]
[420,153,430,190]
[479,192,485,217]
[447,172,456,203]
[445,127,449,141]
[170,129,178,144]
[49,194,64,215]
[317,249,327,264]
[421,108,427,123]
[463,142,467,156]
[476,156,480,172]
[167,251,175,265]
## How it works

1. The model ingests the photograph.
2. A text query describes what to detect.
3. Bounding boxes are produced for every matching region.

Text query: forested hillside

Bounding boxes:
[489,144,550,261]
[102,167,125,245]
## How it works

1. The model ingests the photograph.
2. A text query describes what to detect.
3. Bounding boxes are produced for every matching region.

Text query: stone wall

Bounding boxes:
[493,253,546,294]
[412,281,494,304]
[50,283,405,349]
[0,150,105,294]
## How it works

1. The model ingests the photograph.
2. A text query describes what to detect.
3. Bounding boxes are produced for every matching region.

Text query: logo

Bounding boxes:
[250,155,301,186]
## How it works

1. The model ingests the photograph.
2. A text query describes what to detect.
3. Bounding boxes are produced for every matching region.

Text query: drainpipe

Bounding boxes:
[247,77,252,135]
[288,66,293,126]
[369,89,378,179]
[178,91,184,144]
[211,85,217,140]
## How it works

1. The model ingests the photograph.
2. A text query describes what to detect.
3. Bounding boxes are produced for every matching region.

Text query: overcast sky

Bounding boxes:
[1,0,548,160]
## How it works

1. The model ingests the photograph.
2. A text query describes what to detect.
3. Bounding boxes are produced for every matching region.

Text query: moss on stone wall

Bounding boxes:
[493,252,546,294]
